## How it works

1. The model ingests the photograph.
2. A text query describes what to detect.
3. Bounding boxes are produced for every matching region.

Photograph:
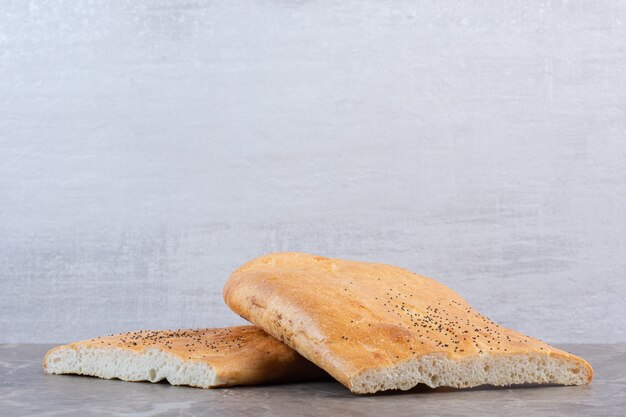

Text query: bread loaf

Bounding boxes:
[44,326,326,388]
[224,252,593,393]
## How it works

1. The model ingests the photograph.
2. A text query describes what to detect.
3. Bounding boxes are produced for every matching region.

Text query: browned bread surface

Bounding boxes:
[224,252,593,393]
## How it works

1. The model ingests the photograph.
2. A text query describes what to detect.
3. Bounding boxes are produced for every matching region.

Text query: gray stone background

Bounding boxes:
[1,0,625,343]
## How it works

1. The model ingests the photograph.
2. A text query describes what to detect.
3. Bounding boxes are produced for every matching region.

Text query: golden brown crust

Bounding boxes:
[44,325,326,387]
[224,252,593,390]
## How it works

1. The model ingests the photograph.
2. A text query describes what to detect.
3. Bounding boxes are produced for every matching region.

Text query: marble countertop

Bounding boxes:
[1,344,624,417]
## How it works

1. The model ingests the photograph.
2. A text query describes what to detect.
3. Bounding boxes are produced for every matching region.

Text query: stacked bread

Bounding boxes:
[45,252,592,393]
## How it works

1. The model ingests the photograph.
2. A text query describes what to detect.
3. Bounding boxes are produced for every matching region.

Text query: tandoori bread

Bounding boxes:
[44,326,326,388]
[224,252,593,394]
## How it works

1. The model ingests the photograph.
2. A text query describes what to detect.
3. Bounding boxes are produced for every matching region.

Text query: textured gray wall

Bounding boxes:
[1,0,625,343]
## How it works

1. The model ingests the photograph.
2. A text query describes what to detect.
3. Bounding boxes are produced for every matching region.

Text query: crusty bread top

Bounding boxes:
[224,252,593,389]
[44,326,326,386]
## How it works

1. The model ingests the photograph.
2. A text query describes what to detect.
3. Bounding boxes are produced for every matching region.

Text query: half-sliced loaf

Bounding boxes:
[224,252,593,394]
[44,326,326,388]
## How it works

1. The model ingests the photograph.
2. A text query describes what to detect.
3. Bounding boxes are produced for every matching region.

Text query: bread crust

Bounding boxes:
[44,326,326,387]
[223,252,593,393]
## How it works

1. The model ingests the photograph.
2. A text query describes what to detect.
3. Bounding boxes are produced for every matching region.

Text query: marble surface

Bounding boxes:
[2,1,626,344]
[1,344,624,416]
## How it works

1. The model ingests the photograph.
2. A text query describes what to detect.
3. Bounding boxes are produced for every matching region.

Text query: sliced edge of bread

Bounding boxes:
[44,345,219,388]
[350,351,592,394]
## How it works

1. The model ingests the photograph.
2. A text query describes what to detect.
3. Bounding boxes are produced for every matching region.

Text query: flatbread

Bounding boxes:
[44,326,326,388]
[224,252,593,393]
